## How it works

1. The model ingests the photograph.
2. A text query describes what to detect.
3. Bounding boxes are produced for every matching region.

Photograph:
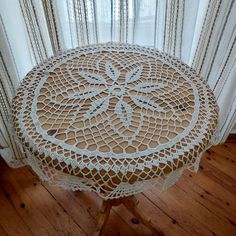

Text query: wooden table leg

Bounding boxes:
[122,196,164,236]
[93,200,112,236]
[94,196,163,236]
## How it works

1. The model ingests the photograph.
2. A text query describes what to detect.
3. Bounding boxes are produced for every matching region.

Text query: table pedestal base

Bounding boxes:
[94,195,163,236]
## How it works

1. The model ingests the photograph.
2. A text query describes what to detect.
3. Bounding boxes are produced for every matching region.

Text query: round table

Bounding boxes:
[12,42,218,235]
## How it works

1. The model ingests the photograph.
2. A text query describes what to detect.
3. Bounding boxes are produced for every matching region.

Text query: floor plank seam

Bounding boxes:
[41,183,88,236]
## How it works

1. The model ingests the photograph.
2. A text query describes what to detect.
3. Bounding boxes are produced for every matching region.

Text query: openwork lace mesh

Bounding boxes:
[12,43,218,199]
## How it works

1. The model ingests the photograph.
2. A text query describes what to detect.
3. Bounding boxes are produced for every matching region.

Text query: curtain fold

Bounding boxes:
[0,15,25,166]
[163,0,185,57]
[41,0,65,53]
[0,0,235,166]
[192,0,236,142]
[20,0,51,63]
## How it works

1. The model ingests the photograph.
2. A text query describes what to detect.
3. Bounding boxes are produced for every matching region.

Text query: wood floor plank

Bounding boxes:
[0,176,59,236]
[112,203,152,235]
[182,170,236,216]
[0,163,86,236]
[41,184,138,236]
[144,189,213,235]
[0,184,34,236]
[40,185,97,236]
[0,224,8,236]
[161,184,235,235]
[203,146,236,180]
[9,166,86,236]
[176,176,236,235]
[128,193,188,236]
[197,157,236,196]
[224,143,236,153]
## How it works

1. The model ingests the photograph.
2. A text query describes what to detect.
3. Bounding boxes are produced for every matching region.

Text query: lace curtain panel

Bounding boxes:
[0,0,236,167]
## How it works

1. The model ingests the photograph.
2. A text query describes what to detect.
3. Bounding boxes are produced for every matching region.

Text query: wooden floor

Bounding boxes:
[0,142,236,236]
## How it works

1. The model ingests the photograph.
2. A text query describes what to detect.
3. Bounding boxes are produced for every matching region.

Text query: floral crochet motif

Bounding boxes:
[73,62,165,128]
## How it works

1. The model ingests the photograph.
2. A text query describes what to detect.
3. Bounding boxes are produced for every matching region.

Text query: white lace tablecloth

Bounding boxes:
[12,43,218,199]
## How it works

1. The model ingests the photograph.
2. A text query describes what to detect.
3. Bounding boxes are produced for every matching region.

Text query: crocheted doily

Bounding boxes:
[12,43,218,199]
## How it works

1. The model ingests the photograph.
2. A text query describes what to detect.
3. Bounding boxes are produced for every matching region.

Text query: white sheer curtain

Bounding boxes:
[0,0,235,167]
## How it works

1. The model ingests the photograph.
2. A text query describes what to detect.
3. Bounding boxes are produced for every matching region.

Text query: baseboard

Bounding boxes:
[226,134,236,143]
